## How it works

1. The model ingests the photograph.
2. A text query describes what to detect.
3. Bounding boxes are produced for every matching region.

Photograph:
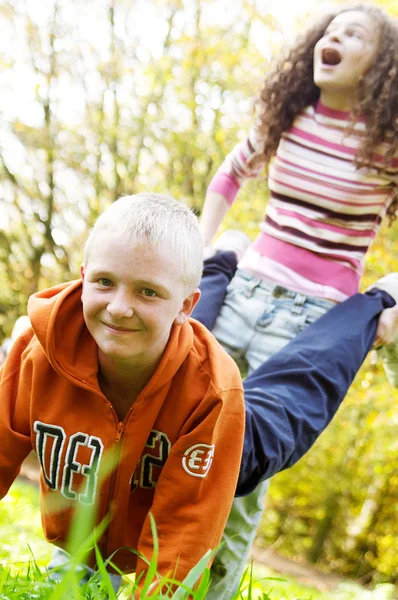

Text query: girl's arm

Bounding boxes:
[199,191,230,248]
[200,130,265,248]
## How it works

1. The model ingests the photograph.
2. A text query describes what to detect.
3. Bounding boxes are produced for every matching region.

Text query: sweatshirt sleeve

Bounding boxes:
[207,129,265,205]
[0,333,34,498]
[237,289,396,496]
[134,385,244,594]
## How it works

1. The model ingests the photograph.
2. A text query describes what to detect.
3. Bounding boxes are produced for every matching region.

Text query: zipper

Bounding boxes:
[115,421,124,443]
[98,421,124,561]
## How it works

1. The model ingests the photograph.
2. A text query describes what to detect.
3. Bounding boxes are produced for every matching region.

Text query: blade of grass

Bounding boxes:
[93,543,118,600]
[170,548,217,600]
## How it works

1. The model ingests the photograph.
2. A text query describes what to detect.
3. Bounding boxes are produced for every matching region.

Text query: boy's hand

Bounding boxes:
[374,304,398,348]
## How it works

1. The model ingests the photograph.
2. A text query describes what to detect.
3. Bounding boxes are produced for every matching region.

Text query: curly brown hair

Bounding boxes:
[250,4,398,223]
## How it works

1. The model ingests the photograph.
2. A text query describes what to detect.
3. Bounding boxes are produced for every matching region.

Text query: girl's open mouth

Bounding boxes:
[321,48,342,66]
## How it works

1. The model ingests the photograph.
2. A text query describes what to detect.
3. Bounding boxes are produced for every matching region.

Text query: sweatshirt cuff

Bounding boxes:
[367,273,398,305]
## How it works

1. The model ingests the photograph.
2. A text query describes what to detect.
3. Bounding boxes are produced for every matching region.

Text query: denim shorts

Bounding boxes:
[212,268,336,373]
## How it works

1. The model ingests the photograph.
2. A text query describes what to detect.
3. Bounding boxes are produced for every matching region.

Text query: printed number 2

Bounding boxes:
[130,430,170,491]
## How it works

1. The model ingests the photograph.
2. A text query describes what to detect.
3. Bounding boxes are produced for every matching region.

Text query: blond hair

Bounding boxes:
[84,193,203,295]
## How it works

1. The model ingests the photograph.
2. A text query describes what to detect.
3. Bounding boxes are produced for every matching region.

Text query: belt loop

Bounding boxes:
[292,293,306,314]
[294,293,306,306]
[244,278,260,298]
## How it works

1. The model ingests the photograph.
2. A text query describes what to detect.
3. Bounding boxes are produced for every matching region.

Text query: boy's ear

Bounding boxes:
[80,265,85,302]
[174,289,201,326]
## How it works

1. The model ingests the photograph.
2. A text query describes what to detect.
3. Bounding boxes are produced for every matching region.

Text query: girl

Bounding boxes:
[195,4,398,599]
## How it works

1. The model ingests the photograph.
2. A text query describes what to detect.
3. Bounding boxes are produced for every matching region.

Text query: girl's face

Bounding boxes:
[313,10,379,110]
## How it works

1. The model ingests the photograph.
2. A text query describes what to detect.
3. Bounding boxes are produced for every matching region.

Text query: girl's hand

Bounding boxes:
[374,304,398,348]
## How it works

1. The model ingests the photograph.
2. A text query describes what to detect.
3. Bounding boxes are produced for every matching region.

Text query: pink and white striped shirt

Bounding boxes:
[208,101,398,302]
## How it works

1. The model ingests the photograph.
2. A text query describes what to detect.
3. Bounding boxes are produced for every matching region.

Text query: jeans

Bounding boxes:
[206,268,335,599]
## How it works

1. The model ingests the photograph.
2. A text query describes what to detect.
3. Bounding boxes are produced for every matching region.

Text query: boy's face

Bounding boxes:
[81,233,200,371]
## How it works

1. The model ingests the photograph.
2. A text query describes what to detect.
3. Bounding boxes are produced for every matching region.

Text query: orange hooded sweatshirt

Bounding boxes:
[0,280,244,584]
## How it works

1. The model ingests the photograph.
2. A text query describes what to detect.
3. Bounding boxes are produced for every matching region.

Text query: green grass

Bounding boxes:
[242,565,396,600]
[0,480,396,600]
[0,480,52,567]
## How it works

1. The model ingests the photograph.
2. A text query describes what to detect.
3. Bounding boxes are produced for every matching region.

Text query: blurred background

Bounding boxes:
[0,0,397,589]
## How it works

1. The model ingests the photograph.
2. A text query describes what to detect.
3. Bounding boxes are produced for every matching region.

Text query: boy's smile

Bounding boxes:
[313,10,379,110]
[80,232,199,375]
[102,323,139,333]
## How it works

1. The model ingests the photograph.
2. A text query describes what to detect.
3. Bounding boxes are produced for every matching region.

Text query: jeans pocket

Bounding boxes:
[265,299,330,337]
[284,311,308,335]
[259,306,307,337]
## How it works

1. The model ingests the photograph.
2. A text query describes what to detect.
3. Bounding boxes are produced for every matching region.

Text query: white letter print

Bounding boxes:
[182,443,215,478]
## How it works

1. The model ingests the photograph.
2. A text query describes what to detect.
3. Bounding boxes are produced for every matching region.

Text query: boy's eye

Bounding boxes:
[141,288,157,298]
[98,278,113,287]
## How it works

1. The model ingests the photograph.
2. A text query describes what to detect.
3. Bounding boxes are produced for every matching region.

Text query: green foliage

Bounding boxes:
[0,481,51,567]
[0,563,395,600]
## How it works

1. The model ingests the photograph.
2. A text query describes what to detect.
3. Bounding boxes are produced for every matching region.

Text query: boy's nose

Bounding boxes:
[106,291,134,319]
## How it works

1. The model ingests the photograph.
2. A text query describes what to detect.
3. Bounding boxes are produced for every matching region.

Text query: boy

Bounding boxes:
[0,193,246,592]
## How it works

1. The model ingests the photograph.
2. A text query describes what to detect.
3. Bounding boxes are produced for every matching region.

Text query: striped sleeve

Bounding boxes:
[208,129,266,204]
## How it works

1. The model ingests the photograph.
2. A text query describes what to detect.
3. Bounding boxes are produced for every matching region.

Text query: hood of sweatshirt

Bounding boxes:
[27,280,195,394]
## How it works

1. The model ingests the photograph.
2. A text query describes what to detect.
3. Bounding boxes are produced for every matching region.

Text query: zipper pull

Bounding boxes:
[115,422,124,443]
